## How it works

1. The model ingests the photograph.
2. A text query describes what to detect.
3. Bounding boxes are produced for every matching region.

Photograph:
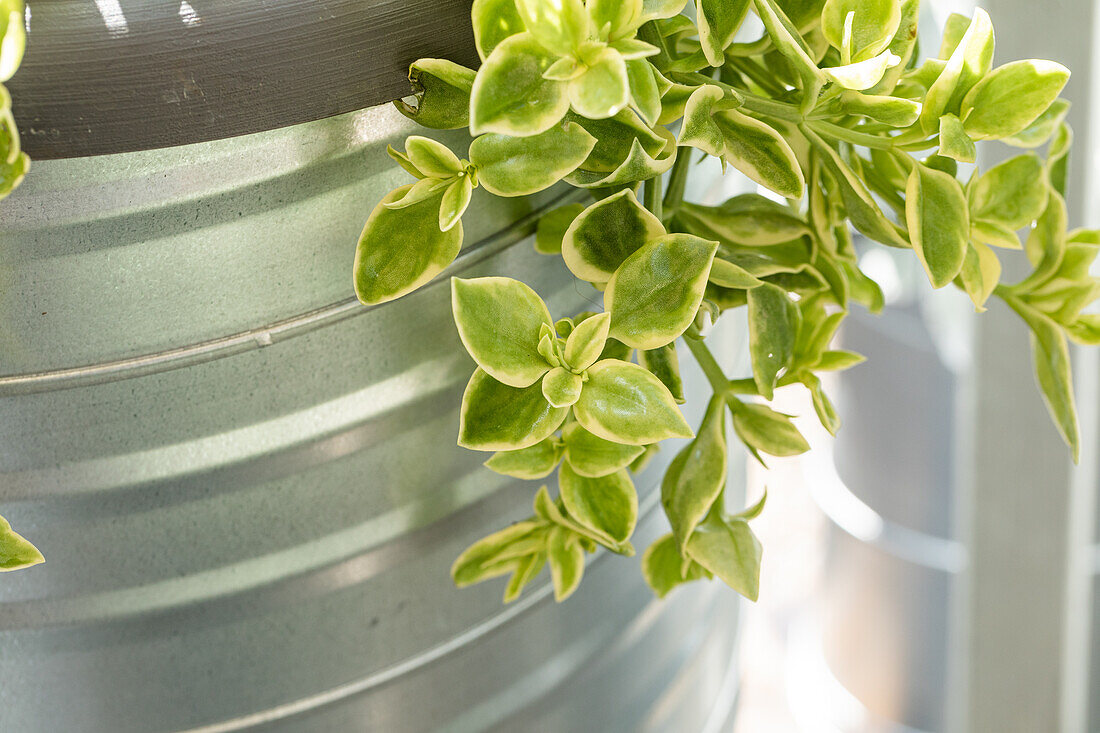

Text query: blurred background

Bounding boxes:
[733,1,1100,731]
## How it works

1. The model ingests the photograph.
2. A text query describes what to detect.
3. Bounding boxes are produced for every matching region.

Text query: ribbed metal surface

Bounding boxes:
[805,304,961,733]
[0,104,742,732]
[9,0,480,159]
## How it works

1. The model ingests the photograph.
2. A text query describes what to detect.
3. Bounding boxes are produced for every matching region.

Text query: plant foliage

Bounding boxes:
[352,0,1095,604]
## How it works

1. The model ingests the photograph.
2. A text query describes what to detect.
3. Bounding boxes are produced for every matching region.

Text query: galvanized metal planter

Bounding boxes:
[0,101,743,731]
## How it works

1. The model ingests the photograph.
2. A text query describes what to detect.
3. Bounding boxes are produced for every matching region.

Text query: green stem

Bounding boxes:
[738,93,804,122]
[662,151,692,223]
[809,120,895,150]
[670,71,742,101]
[668,71,802,122]
[897,135,941,152]
[685,337,731,396]
[645,174,663,222]
[727,378,760,395]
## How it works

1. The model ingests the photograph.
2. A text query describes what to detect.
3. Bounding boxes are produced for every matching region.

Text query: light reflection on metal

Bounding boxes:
[785,618,932,733]
[179,2,201,27]
[92,0,128,36]
[801,444,968,574]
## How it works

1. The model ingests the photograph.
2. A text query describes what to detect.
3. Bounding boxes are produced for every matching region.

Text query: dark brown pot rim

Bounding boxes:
[8,0,477,160]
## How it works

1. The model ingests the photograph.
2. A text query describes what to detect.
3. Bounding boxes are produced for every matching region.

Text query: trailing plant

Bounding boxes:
[353,0,1097,605]
[0,0,41,574]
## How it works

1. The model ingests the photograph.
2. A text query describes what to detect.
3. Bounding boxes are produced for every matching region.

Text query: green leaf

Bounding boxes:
[504,551,547,602]
[564,311,611,371]
[804,128,908,247]
[470,33,570,136]
[569,46,631,119]
[677,195,810,247]
[920,8,994,133]
[565,110,678,187]
[452,277,554,387]
[536,203,585,255]
[354,185,463,305]
[868,0,919,93]
[0,515,43,572]
[606,234,719,349]
[629,443,660,473]
[472,0,527,60]
[638,343,686,403]
[562,188,666,283]
[905,163,969,289]
[0,0,25,84]
[459,368,569,451]
[626,59,663,126]
[662,396,728,552]
[938,113,976,163]
[383,177,449,210]
[821,0,901,63]
[451,520,541,587]
[696,0,750,66]
[1020,191,1068,291]
[542,366,584,407]
[642,534,708,598]
[731,401,810,457]
[395,59,477,130]
[685,516,762,601]
[957,241,1001,312]
[574,359,693,444]
[971,220,1022,250]
[559,464,639,544]
[547,527,586,601]
[485,438,564,479]
[514,0,588,57]
[822,50,901,91]
[803,373,841,435]
[708,259,764,290]
[750,0,827,96]
[936,12,970,59]
[589,0,643,40]
[641,0,689,21]
[440,176,474,232]
[563,421,645,477]
[1067,315,1100,346]
[404,136,463,178]
[968,154,1049,231]
[1004,98,1071,149]
[1048,122,1072,197]
[470,121,597,197]
[835,90,921,127]
[961,60,1071,141]
[569,109,667,173]
[814,349,866,371]
[1013,303,1080,461]
[747,284,797,399]
[679,87,805,198]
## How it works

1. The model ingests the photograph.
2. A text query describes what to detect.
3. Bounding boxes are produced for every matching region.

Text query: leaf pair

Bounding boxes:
[452,487,595,602]
[560,189,720,350]
[486,421,645,480]
[386,137,478,231]
[453,277,692,448]
[469,0,660,137]
[643,502,764,600]
[565,110,680,187]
